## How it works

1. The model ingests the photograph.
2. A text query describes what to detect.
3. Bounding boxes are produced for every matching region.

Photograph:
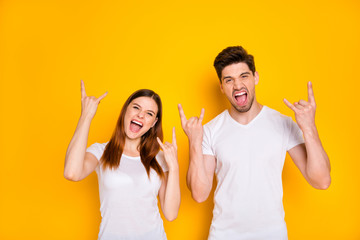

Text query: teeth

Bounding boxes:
[235,92,246,96]
[132,120,143,127]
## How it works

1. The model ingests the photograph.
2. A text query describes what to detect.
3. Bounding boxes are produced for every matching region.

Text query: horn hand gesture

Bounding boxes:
[157,127,178,171]
[283,81,316,132]
[80,80,108,120]
[178,104,205,145]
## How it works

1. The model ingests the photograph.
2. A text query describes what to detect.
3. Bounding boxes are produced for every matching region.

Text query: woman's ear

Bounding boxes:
[151,117,158,128]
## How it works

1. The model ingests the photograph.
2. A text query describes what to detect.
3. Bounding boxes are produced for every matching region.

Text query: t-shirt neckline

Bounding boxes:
[225,105,267,128]
[122,154,141,160]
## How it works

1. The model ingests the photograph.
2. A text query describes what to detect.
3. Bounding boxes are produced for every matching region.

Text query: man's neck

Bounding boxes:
[228,101,263,125]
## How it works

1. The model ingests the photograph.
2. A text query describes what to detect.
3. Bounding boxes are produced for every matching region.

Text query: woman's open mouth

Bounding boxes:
[130,120,143,133]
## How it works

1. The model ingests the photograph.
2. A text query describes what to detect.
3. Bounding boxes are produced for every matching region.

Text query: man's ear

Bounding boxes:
[220,82,224,93]
[151,117,158,128]
[254,71,259,85]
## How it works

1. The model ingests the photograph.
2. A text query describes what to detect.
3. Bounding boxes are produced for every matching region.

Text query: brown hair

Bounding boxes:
[214,46,256,82]
[100,89,164,178]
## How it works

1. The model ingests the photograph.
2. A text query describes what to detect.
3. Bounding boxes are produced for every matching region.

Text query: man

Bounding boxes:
[178,46,331,240]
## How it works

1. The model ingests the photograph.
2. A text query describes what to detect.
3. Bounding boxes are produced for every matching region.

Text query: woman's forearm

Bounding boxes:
[162,168,180,221]
[64,115,92,181]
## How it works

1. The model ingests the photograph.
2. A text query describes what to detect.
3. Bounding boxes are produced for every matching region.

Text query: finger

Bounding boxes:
[199,108,205,123]
[157,137,165,150]
[81,80,87,99]
[307,81,316,105]
[298,99,308,107]
[188,117,198,125]
[172,127,177,147]
[178,104,188,124]
[283,98,297,112]
[97,91,108,103]
[294,102,304,110]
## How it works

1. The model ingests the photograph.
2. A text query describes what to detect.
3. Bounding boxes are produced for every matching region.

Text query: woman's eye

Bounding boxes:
[147,112,153,117]
[133,106,139,109]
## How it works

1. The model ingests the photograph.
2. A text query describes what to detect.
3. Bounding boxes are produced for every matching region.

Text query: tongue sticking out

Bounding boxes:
[130,122,142,133]
[235,94,247,106]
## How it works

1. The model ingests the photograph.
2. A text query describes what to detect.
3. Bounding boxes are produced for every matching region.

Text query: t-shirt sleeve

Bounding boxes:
[202,125,214,156]
[156,151,169,172]
[286,117,305,151]
[86,142,107,161]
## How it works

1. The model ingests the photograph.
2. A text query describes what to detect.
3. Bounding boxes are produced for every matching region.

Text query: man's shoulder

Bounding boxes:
[263,106,290,121]
[204,110,228,131]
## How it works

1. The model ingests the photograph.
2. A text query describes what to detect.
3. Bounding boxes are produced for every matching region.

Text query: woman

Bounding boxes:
[64,81,180,240]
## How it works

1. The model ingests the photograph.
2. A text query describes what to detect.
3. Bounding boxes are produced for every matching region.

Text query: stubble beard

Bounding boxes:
[231,91,255,113]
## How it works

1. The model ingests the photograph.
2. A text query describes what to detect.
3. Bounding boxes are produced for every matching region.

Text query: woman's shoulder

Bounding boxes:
[86,142,108,160]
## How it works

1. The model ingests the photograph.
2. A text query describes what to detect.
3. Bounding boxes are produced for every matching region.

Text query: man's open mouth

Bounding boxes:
[234,91,248,106]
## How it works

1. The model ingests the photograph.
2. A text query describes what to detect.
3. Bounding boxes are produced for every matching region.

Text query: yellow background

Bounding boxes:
[1,0,359,239]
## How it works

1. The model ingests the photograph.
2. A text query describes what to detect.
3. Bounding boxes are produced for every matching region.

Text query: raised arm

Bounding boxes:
[178,104,216,203]
[64,80,107,181]
[283,81,331,189]
[157,127,180,221]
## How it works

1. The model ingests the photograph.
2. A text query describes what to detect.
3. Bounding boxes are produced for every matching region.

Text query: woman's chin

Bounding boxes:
[125,129,149,140]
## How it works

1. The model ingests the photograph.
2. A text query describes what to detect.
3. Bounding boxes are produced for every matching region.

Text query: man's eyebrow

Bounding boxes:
[223,72,251,80]
[240,72,251,76]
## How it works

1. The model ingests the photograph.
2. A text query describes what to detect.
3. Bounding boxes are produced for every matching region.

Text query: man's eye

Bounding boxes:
[225,79,232,83]
[242,75,248,78]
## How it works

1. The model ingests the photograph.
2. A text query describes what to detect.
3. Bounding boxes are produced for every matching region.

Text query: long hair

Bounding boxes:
[100,89,164,178]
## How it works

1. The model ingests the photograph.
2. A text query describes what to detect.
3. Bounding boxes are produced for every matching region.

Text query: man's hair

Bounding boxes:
[214,46,256,82]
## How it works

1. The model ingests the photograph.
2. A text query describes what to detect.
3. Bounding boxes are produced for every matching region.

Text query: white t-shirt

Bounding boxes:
[86,143,168,240]
[202,106,304,240]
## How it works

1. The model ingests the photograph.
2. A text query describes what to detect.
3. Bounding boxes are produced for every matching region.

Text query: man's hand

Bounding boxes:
[178,104,205,144]
[283,81,316,132]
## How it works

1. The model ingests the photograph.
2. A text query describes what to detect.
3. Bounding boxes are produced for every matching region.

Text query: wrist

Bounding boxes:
[167,164,179,172]
[79,114,93,125]
[188,137,202,147]
[302,125,319,140]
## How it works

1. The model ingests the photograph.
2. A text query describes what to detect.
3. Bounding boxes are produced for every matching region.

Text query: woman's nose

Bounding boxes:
[137,111,145,118]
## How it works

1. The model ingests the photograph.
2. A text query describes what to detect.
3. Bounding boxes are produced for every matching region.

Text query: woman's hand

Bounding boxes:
[64,80,107,181]
[157,127,178,171]
[81,80,108,120]
[157,127,180,221]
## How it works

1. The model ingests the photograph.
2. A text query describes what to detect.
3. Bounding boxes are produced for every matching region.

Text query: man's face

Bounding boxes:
[220,62,259,113]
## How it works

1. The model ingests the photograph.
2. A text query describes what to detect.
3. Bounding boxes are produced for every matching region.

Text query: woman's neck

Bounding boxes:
[123,137,141,157]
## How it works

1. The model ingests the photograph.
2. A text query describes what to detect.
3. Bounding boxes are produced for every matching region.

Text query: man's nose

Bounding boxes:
[234,78,244,89]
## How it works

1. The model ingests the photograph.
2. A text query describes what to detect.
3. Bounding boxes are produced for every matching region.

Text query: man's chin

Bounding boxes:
[231,100,253,113]
[235,106,251,113]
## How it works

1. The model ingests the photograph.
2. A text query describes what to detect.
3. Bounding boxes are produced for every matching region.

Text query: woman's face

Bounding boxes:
[124,96,159,140]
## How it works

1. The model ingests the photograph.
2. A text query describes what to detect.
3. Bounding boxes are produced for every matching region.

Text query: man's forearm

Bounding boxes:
[303,126,331,189]
[187,141,212,202]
